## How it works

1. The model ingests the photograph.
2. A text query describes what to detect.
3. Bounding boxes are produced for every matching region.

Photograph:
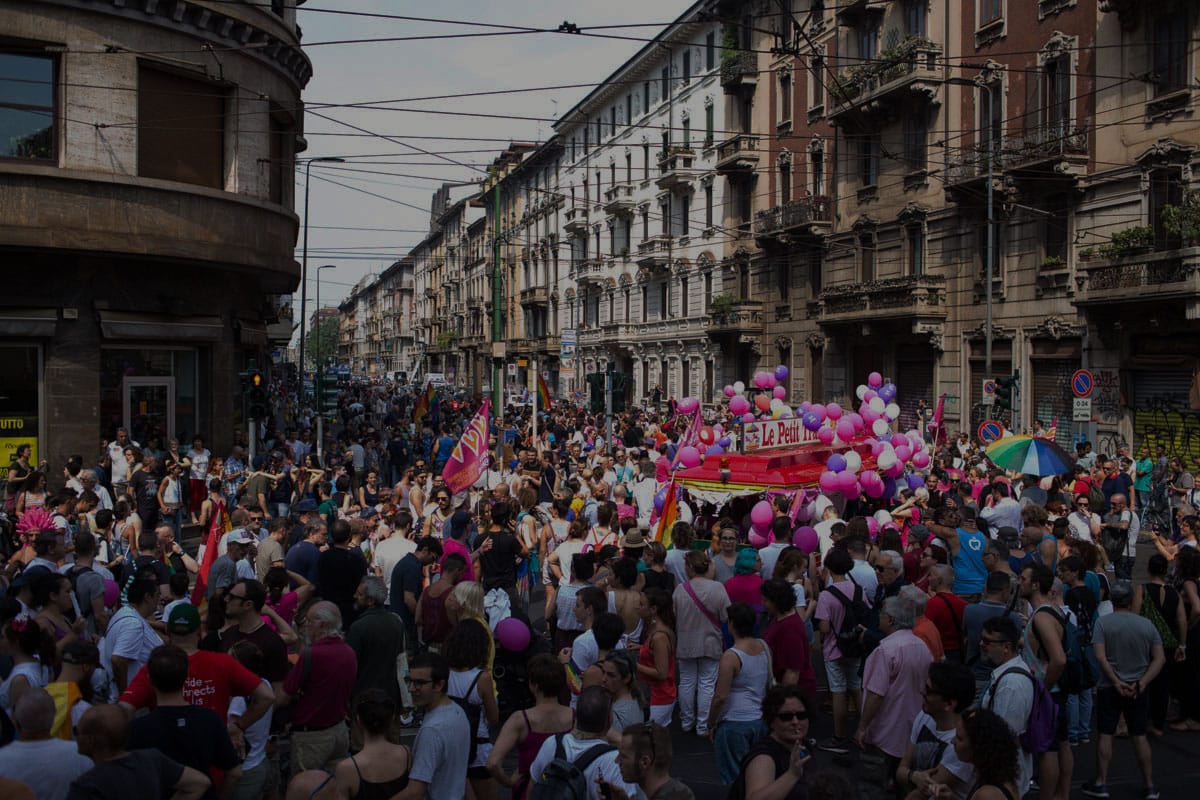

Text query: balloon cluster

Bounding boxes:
[748,499,775,548]
[722,365,791,424]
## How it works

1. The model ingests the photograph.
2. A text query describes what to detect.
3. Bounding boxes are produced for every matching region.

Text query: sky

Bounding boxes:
[294,0,684,318]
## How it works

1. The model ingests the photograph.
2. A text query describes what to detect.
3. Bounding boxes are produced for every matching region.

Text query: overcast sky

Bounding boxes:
[294,1,680,315]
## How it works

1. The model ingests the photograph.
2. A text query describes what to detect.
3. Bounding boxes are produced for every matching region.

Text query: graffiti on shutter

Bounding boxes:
[1132,370,1200,463]
[1031,360,1076,450]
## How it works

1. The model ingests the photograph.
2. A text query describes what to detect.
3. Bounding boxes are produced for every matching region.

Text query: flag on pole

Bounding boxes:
[537,373,552,410]
[428,389,442,425]
[442,400,491,494]
[190,501,230,606]
[928,393,948,447]
[413,383,434,425]
[653,478,679,549]
[1042,416,1059,440]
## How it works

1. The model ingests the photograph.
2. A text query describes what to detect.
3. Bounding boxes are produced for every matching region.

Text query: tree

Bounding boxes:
[304,316,340,372]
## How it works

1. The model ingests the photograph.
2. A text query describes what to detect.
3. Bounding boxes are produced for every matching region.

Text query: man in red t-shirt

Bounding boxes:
[119,604,274,749]
[925,564,968,662]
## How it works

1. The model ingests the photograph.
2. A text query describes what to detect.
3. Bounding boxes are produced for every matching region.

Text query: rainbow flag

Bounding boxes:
[537,373,552,411]
[413,383,435,425]
[653,478,680,550]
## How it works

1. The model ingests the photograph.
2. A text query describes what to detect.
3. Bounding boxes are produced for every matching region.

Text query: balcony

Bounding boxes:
[944,146,1001,191]
[574,258,604,285]
[656,147,695,191]
[1002,126,1088,177]
[563,206,590,236]
[706,299,764,342]
[603,182,636,216]
[631,316,708,340]
[720,51,758,93]
[715,134,761,175]
[520,286,549,306]
[829,39,942,123]
[754,196,833,240]
[1074,248,1200,318]
[530,334,559,353]
[636,235,673,268]
[812,275,947,326]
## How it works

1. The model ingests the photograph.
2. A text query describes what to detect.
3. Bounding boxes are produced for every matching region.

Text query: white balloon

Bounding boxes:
[844,451,862,473]
[856,384,868,400]
[885,402,901,420]
[877,451,897,470]
[771,397,784,409]
[733,381,746,395]
[872,418,889,437]
[869,397,886,414]
[874,510,894,525]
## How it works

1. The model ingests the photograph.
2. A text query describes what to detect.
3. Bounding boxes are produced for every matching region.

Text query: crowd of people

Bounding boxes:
[0,378,1197,800]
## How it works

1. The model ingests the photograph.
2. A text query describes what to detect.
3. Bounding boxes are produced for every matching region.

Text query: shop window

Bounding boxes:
[139,64,226,189]
[0,51,56,161]
[0,346,41,463]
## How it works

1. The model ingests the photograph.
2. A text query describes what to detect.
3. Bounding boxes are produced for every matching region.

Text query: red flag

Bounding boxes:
[928,393,948,447]
[441,400,491,494]
[190,501,227,605]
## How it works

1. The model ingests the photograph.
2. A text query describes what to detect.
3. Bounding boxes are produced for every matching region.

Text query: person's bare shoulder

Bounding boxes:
[0,778,36,800]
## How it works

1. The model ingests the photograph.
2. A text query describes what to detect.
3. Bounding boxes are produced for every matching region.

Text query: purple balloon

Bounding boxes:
[827,453,847,473]
[742,412,756,423]
[654,488,667,512]
[907,474,926,490]
[878,383,897,403]
[879,432,892,442]
[793,525,818,553]
[706,444,725,456]
[802,411,822,431]
[775,364,790,382]
[882,476,898,499]
[718,436,732,448]
[495,617,532,652]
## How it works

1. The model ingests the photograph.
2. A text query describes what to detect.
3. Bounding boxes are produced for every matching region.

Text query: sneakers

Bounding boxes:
[818,737,852,755]
[1081,782,1110,799]
[1144,787,1160,800]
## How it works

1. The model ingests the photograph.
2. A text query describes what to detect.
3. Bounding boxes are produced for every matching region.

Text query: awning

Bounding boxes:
[0,308,58,337]
[98,310,224,341]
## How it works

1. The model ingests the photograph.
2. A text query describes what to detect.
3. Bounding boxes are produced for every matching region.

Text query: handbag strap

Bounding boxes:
[681,579,723,634]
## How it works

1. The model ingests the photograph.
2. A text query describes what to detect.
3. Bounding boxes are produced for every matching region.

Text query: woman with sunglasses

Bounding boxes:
[726,686,812,800]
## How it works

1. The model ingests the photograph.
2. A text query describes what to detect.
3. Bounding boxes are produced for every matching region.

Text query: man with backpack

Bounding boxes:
[393,652,470,800]
[1081,581,1167,800]
[529,685,638,800]
[814,547,870,755]
[979,616,1042,796]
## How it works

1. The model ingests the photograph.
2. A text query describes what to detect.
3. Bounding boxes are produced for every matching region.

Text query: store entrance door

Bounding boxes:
[123,377,175,446]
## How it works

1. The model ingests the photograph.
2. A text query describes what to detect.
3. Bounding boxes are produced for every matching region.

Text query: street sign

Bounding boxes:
[1073,397,1092,422]
[981,378,996,405]
[1071,369,1094,398]
[978,419,1004,444]
[506,363,516,376]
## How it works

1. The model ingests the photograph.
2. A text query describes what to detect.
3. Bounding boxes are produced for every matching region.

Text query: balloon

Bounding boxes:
[770,397,784,410]
[495,617,532,651]
[103,578,120,608]
[817,427,835,445]
[878,383,897,402]
[793,526,818,553]
[869,440,885,456]
[751,500,774,528]
[764,374,777,389]
[862,472,885,499]
[775,365,789,382]
[838,473,860,496]
[826,402,843,421]
[844,451,862,473]
[654,488,667,512]
[912,450,930,469]
[872,418,890,437]
[886,461,906,478]
[907,474,927,490]
[678,396,698,413]
[678,446,701,468]
[753,371,770,389]
[864,389,878,401]
[705,444,725,456]
[713,424,724,434]
[836,419,855,442]
[799,401,812,412]
[847,412,864,430]
[879,432,893,442]
[819,470,840,492]
[877,450,897,470]
[742,413,756,423]
[718,436,732,448]
[866,518,879,537]
[885,403,901,421]
[883,476,898,499]
[730,396,750,415]
[723,384,736,398]
[698,426,716,446]
[827,453,847,473]
[856,384,868,401]
[894,445,912,463]
[868,371,883,387]
[802,412,822,431]
[733,381,746,395]
[755,394,772,412]
[749,532,770,549]
[868,397,886,414]
[811,403,826,420]
[795,502,813,522]
[772,385,787,400]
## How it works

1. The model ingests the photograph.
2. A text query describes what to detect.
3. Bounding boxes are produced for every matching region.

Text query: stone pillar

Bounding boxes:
[44,312,101,493]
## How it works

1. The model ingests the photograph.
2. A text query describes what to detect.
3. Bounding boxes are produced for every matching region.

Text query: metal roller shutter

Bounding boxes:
[1132,370,1197,462]
[896,357,935,432]
[1031,359,1077,450]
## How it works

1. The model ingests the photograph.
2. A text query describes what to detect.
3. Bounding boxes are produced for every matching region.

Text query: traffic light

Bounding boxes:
[247,369,268,419]
[587,372,605,414]
[320,376,339,413]
[610,371,627,413]
[995,371,1018,413]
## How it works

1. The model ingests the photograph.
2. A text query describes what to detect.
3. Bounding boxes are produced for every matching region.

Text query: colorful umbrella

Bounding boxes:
[985,435,1074,477]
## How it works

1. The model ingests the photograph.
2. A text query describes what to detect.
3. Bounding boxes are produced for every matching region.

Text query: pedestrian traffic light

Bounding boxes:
[247,370,268,419]
[587,372,605,414]
[995,371,1018,413]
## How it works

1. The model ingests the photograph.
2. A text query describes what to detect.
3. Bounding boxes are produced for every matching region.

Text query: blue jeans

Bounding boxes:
[1068,687,1094,740]
[715,719,766,785]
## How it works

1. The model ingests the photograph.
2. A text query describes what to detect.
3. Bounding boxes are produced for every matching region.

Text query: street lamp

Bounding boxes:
[314,264,336,378]
[947,74,995,380]
[298,156,345,396]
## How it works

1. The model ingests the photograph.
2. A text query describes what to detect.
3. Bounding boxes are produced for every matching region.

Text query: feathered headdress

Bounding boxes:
[15,507,56,538]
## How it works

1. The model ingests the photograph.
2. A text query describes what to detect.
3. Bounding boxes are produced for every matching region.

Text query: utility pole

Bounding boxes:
[605,361,614,451]
[298,156,344,399]
[491,180,504,467]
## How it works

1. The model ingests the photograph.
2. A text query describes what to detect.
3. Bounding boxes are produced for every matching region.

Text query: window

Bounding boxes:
[643,81,651,113]
[643,143,650,179]
[610,107,617,137]
[1044,194,1070,265]
[661,66,670,101]
[904,0,926,37]
[780,0,793,45]
[682,117,691,148]
[780,71,793,123]
[1042,57,1070,136]
[811,147,825,195]
[903,112,927,172]
[595,118,602,147]
[624,289,631,321]
[980,0,1003,25]
[138,65,226,189]
[625,152,632,183]
[779,162,792,204]
[705,104,714,147]
[641,286,649,321]
[1152,14,1188,95]
[979,86,1001,164]
[570,137,576,161]
[268,105,295,205]
[680,193,690,236]
[906,226,924,276]
[661,196,671,235]
[705,184,714,228]
[777,257,791,300]
[0,52,56,161]
[859,23,878,61]
[860,234,876,282]
[626,94,632,127]
[736,181,753,224]
[584,125,590,154]
[809,53,824,109]
[1150,167,1184,251]
[659,282,669,320]
[680,276,689,315]
[642,208,650,241]
[682,51,691,86]
[706,32,716,70]
[704,272,713,311]
[809,249,823,294]
[858,136,880,186]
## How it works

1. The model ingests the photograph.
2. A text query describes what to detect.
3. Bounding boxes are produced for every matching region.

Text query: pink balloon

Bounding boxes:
[826,403,843,421]
[750,500,774,527]
[819,470,839,492]
[866,518,879,537]
[894,445,912,462]
[837,470,860,491]
[868,371,883,387]
[847,412,864,430]
[836,419,855,442]
[817,427,835,445]
[764,374,777,389]
[749,532,770,549]
[886,462,906,478]
[793,526,819,553]
[811,403,826,420]
[870,440,885,456]
[495,617,532,651]
[742,413,756,423]
[753,371,770,389]
[729,396,750,415]
[863,476,885,499]
[772,385,787,400]
[678,397,698,413]
[723,385,736,397]
[678,446,701,468]
[861,405,879,423]
[912,450,931,469]
[864,389,878,401]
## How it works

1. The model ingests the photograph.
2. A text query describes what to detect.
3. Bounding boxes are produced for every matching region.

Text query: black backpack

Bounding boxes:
[529,734,614,800]
[449,671,487,764]
[823,578,872,658]
[67,564,96,619]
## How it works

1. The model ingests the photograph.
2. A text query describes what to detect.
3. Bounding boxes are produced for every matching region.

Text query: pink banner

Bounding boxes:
[441,400,491,494]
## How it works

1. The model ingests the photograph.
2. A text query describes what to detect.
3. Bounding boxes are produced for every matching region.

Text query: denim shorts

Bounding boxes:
[825,655,862,693]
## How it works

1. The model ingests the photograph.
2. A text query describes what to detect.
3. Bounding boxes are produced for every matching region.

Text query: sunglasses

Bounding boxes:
[775,711,808,722]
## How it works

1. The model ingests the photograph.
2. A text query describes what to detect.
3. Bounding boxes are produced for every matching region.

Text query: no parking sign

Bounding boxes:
[978,419,1004,444]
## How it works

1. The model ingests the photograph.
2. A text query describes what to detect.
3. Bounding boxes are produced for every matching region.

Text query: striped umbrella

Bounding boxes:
[985,434,1074,477]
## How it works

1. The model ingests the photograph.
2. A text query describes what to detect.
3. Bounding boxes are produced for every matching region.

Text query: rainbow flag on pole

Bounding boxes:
[413,383,435,425]
[537,373,552,411]
[441,400,491,494]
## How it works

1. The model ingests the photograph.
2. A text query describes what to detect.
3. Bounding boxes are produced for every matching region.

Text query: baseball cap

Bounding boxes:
[9,565,51,592]
[167,603,201,635]
[448,511,472,538]
[997,526,1020,546]
[225,529,254,546]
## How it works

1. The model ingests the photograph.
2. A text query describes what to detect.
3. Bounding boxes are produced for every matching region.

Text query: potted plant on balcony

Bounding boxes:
[1161,190,1200,246]
[709,293,739,320]
[1098,225,1154,259]
[1040,255,1065,270]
